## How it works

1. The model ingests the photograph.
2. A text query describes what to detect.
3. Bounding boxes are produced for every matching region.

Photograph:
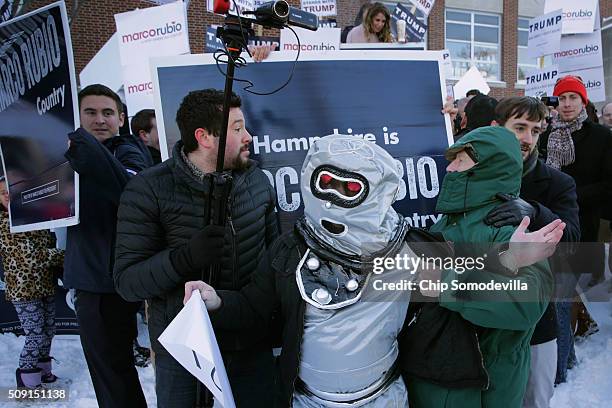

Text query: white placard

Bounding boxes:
[280,26,340,52]
[544,0,597,34]
[115,1,190,67]
[301,0,336,17]
[527,9,562,59]
[123,63,155,116]
[409,0,436,17]
[524,66,560,97]
[453,66,490,99]
[159,290,236,408]
[559,66,606,103]
[552,29,603,72]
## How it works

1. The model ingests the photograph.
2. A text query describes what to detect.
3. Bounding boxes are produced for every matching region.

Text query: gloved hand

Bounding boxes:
[170,225,226,276]
[485,193,537,228]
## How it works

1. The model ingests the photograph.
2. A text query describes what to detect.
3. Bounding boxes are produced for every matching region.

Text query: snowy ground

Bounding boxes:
[0,286,611,407]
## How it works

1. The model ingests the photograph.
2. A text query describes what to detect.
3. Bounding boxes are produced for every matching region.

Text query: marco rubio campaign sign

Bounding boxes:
[301,0,336,18]
[123,64,154,115]
[560,66,606,103]
[552,29,602,72]
[544,0,597,35]
[527,9,562,59]
[280,27,340,52]
[115,1,189,67]
[524,66,559,97]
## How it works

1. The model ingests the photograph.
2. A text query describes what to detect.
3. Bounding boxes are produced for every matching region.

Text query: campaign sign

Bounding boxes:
[544,0,597,35]
[527,9,562,59]
[391,3,428,43]
[0,2,79,233]
[524,66,560,97]
[151,51,453,231]
[552,28,603,72]
[301,0,337,18]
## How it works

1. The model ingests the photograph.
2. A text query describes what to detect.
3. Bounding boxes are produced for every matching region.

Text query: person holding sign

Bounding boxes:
[346,2,393,43]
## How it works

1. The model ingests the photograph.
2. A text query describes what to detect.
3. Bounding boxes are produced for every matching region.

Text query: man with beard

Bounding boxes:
[484,96,580,407]
[113,89,279,408]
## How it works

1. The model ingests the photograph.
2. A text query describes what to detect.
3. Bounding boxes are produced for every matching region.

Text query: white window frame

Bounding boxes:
[445,8,501,81]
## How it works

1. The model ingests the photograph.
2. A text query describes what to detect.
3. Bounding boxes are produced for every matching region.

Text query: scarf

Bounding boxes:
[546,108,587,169]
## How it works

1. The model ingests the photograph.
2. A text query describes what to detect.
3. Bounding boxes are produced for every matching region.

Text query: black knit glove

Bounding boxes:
[485,193,537,228]
[170,225,225,276]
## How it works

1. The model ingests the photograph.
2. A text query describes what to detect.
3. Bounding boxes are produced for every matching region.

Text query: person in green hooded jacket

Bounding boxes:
[407,126,564,408]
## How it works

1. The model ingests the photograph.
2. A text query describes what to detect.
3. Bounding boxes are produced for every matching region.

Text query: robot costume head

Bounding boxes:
[301,134,404,256]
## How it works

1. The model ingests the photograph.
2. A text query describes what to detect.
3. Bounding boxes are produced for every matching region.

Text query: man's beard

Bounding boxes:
[228,152,249,171]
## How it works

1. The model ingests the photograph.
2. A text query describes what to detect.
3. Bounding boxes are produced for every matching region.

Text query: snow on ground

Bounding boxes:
[0,283,611,407]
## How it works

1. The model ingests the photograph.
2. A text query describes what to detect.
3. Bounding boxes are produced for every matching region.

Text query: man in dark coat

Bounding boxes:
[113,89,280,408]
[64,84,149,408]
[484,96,580,407]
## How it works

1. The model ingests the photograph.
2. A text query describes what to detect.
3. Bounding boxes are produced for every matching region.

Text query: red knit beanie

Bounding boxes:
[553,75,588,104]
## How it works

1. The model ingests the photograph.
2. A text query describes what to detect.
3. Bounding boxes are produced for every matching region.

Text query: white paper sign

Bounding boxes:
[544,0,597,34]
[527,9,562,59]
[409,0,436,17]
[524,66,560,97]
[559,66,606,103]
[280,26,340,52]
[301,0,336,17]
[159,290,236,408]
[453,66,490,99]
[552,29,603,72]
[123,63,155,115]
[115,2,190,67]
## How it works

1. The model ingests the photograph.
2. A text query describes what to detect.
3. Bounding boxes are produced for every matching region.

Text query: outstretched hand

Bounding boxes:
[441,95,458,123]
[502,217,565,270]
[184,281,222,311]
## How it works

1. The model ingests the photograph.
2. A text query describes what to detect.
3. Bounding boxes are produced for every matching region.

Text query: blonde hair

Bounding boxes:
[364,3,393,43]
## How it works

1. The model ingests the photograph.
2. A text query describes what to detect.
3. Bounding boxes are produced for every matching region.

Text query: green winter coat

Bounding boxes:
[407,127,552,408]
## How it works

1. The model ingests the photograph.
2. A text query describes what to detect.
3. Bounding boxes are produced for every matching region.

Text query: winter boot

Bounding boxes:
[37,357,58,383]
[15,368,42,389]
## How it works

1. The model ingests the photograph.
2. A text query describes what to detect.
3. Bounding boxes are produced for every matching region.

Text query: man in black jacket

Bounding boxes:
[484,96,580,406]
[113,89,279,408]
[64,84,149,408]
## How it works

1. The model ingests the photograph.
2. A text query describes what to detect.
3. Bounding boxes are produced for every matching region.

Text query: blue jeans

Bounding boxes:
[555,301,576,384]
[155,350,274,408]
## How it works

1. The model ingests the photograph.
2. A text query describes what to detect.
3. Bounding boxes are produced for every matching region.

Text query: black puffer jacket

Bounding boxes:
[113,141,279,355]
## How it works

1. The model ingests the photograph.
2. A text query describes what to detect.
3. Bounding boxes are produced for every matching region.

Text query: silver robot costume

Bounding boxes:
[293,135,417,407]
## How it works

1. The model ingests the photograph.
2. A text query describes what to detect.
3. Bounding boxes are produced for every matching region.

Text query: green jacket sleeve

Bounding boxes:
[439,259,552,331]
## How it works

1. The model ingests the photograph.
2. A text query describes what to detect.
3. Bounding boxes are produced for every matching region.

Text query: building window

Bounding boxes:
[445,9,501,80]
[517,17,538,81]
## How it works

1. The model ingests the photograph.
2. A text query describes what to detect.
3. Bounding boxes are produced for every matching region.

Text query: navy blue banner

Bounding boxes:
[155,53,450,232]
[0,2,78,232]
[391,3,428,43]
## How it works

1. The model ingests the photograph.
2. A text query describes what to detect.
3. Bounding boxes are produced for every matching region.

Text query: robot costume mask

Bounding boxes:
[296,135,409,310]
[301,135,404,257]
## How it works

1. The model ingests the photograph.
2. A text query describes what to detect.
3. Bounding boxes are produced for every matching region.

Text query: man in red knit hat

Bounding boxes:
[539,75,612,383]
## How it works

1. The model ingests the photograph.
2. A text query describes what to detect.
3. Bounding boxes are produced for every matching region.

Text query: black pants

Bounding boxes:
[75,290,147,408]
[155,349,275,408]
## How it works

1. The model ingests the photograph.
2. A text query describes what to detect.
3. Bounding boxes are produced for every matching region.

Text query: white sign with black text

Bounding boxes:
[527,9,562,59]
[524,66,560,97]
[409,0,436,17]
[560,65,606,103]
[301,0,336,17]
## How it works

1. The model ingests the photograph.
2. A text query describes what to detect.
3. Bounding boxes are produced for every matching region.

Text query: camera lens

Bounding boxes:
[273,1,290,18]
